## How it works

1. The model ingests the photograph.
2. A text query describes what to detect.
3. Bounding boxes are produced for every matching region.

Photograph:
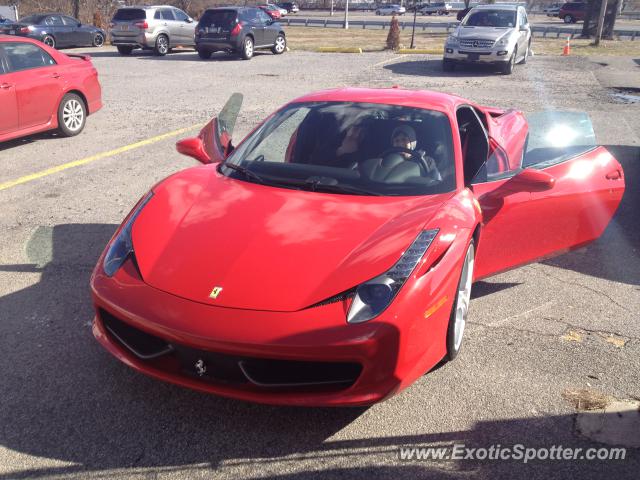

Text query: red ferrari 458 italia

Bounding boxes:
[0,35,102,142]
[91,88,625,406]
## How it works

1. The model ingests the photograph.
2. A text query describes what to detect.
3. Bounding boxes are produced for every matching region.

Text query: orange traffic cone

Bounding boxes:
[562,36,571,56]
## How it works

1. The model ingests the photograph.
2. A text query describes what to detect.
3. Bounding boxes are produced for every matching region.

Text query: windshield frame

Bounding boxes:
[461,9,517,28]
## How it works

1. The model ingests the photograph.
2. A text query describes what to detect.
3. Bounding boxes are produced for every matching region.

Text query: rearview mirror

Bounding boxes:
[176,137,212,164]
[506,168,556,192]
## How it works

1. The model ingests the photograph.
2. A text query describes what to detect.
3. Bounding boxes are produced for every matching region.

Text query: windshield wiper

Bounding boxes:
[221,162,266,184]
[303,180,383,196]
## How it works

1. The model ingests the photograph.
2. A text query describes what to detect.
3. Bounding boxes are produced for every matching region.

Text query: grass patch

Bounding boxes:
[286,26,640,56]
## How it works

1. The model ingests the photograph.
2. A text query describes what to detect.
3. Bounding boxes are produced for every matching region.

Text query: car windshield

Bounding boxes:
[221,101,455,196]
[462,10,516,28]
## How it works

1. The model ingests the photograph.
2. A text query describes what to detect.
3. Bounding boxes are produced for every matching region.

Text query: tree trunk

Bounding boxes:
[603,0,622,38]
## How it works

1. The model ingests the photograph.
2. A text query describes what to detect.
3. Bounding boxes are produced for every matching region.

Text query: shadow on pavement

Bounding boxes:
[0,212,638,478]
[384,59,506,77]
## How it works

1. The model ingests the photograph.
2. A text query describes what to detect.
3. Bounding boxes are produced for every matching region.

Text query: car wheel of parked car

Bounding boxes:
[92,33,104,47]
[42,35,55,49]
[198,49,212,59]
[442,59,455,72]
[272,34,286,54]
[241,36,254,60]
[521,39,531,64]
[154,34,169,56]
[563,14,574,23]
[502,47,516,75]
[446,240,475,361]
[57,93,86,137]
[376,10,381,15]
[117,46,133,55]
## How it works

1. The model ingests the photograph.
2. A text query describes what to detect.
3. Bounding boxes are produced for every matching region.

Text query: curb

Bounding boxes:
[316,47,363,53]
[397,48,443,54]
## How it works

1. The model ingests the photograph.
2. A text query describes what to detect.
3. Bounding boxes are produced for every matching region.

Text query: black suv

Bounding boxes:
[195,7,286,60]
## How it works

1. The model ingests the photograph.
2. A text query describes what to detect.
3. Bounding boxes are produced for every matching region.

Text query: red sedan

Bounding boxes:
[0,35,102,142]
[259,5,282,19]
[91,88,625,406]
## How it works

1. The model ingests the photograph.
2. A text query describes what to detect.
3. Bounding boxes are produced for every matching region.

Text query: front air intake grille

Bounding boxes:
[100,310,362,391]
[101,309,174,359]
[460,39,495,49]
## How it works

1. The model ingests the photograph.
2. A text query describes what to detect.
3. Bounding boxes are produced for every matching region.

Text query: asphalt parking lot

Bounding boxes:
[0,46,639,479]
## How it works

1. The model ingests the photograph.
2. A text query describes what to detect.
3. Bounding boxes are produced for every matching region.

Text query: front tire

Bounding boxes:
[154,34,169,56]
[563,14,574,23]
[502,47,516,75]
[446,240,475,361]
[42,35,55,49]
[443,58,455,71]
[240,36,254,60]
[57,93,86,137]
[92,32,104,47]
[272,34,286,54]
[197,48,212,59]
[521,39,531,64]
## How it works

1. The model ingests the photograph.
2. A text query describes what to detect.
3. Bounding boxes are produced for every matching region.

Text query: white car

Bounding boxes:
[420,2,452,15]
[376,4,406,15]
[443,4,532,75]
[544,4,561,17]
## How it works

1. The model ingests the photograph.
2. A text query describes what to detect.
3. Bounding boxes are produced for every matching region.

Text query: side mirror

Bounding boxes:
[506,168,555,192]
[519,24,529,31]
[176,137,212,164]
[187,17,194,23]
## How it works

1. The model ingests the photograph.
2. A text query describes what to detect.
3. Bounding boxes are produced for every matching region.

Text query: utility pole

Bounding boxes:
[595,0,608,45]
[343,0,349,29]
[410,0,418,48]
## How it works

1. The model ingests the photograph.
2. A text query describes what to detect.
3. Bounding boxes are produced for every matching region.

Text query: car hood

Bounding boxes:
[131,166,451,312]
[456,26,514,41]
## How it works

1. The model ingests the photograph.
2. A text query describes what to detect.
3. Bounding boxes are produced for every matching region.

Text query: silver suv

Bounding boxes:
[443,4,531,74]
[110,5,196,56]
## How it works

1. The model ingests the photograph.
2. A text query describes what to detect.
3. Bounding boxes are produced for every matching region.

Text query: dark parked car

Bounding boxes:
[0,13,105,49]
[558,2,586,23]
[0,15,10,24]
[195,7,286,60]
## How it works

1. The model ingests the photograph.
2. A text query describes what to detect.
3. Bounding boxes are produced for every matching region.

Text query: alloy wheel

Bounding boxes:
[274,36,285,53]
[453,244,474,351]
[62,99,84,132]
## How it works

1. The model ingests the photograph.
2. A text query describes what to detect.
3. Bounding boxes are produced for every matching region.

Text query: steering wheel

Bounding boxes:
[380,147,432,175]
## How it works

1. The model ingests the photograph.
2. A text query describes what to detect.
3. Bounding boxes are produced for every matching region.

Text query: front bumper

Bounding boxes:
[90,260,437,407]
[443,47,511,64]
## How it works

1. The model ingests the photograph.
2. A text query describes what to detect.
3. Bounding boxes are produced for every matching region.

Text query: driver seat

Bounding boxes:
[359,155,421,183]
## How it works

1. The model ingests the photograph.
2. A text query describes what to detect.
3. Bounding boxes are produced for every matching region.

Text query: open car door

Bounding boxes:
[471,111,625,280]
[176,93,243,164]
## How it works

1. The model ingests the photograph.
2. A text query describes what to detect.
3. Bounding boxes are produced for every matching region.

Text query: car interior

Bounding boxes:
[456,106,489,184]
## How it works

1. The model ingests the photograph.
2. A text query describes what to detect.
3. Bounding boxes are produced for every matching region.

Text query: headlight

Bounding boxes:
[494,38,508,47]
[103,192,154,277]
[446,35,459,46]
[347,229,439,324]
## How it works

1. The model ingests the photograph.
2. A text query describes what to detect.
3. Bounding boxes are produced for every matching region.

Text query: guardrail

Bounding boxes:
[283,17,639,39]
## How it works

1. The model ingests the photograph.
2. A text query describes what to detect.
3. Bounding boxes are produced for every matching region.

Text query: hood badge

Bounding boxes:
[209,286,223,299]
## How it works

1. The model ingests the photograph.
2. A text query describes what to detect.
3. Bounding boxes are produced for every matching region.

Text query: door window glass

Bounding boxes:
[62,16,80,26]
[3,43,56,72]
[160,9,175,21]
[174,9,189,22]
[45,15,64,26]
[256,10,273,24]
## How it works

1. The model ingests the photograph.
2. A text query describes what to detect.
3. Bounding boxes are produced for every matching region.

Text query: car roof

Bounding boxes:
[471,4,520,11]
[289,87,467,114]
